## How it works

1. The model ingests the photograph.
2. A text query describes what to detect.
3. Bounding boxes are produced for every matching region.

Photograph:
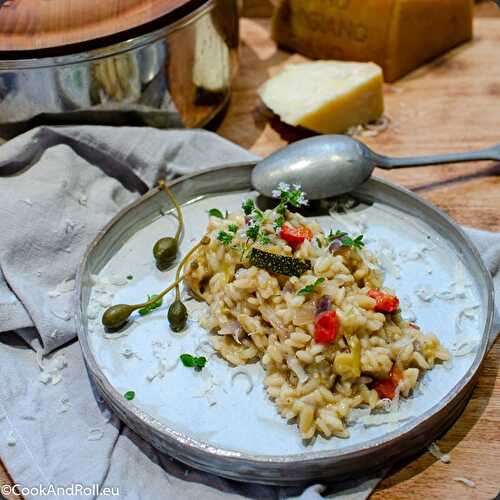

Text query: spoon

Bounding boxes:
[251,135,500,200]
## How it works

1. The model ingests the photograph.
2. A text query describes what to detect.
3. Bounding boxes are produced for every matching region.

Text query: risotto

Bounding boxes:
[185,184,450,439]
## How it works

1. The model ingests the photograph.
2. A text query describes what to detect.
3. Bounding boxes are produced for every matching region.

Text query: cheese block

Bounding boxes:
[271,0,473,82]
[258,61,384,134]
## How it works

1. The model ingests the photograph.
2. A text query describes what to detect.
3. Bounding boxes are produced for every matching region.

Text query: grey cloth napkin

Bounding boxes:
[0,126,498,500]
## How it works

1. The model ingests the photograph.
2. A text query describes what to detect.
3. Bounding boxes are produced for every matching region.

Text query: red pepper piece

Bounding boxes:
[314,310,340,344]
[368,289,400,313]
[279,224,313,250]
[372,365,403,399]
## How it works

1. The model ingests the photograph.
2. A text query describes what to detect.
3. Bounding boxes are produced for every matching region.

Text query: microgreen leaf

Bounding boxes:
[217,231,233,246]
[341,234,365,249]
[274,214,285,229]
[242,199,255,215]
[123,390,135,401]
[259,234,271,245]
[246,225,259,241]
[138,295,163,315]
[180,354,207,371]
[297,277,325,296]
[126,275,133,280]
[316,237,323,248]
[228,224,238,233]
[208,208,224,219]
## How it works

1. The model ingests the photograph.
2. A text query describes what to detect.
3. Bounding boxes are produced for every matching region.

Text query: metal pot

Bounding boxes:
[0,0,239,139]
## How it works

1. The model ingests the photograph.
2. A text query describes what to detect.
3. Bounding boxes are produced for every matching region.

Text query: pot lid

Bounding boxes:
[0,0,209,56]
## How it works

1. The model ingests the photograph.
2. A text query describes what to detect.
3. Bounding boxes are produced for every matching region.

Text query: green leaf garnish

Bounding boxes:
[326,230,365,250]
[246,225,259,241]
[180,354,207,371]
[208,208,225,219]
[259,234,271,245]
[242,199,255,215]
[316,237,323,248]
[327,230,347,242]
[217,231,234,246]
[272,183,308,211]
[274,214,285,229]
[341,234,365,249]
[124,390,135,401]
[138,295,163,315]
[228,224,238,233]
[297,277,325,295]
[126,275,134,280]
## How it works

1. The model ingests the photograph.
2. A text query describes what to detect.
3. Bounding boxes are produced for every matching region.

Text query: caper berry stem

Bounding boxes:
[130,274,186,310]
[158,180,184,242]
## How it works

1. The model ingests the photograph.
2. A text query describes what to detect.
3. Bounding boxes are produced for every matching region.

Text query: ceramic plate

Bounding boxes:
[76,162,494,484]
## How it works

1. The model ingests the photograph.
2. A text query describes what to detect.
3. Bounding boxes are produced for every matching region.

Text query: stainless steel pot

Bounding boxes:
[0,0,239,138]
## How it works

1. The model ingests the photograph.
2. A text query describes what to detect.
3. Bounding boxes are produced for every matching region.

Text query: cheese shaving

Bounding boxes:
[346,116,390,138]
[231,369,254,395]
[146,340,178,381]
[355,412,410,427]
[453,477,476,488]
[48,278,76,298]
[38,354,68,385]
[87,428,104,441]
[428,442,451,463]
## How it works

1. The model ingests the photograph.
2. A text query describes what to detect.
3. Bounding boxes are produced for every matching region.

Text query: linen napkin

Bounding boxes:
[0,126,498,500]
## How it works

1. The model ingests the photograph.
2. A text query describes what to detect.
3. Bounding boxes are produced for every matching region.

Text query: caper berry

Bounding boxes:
[168,299,188,332]
[102,304,135,329]
[153,237,178,271]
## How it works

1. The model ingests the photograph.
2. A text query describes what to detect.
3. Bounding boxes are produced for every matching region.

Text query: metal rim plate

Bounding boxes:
[76,162,494,484]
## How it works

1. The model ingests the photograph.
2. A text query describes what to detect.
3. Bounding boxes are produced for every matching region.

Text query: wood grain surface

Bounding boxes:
[1,4,499,500]
[0,0,204,52]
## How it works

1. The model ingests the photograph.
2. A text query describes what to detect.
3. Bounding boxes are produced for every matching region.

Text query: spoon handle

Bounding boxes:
[373,144,500,169]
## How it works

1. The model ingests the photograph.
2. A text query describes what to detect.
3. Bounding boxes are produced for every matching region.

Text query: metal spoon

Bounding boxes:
[251,135,500,199]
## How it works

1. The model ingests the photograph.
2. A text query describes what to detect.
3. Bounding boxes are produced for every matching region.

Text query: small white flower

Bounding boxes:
[298,192,309,206]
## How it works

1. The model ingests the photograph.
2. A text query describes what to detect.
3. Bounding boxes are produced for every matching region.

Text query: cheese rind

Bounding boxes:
[258,61,384,134]
[272,0,473,82]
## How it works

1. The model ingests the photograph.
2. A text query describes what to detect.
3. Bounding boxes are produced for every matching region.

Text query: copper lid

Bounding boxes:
[0,0,209,56]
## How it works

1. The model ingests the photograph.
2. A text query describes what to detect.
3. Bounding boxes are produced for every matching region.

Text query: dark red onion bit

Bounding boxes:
[316,295,331,315]
[328,239,343,254]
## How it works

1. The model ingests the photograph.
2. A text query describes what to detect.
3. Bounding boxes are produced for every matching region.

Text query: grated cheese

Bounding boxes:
[38,354,68,385]
[87,428,104,441]
[230,369,254,395]
[146,340,178,381]
[48,278,76,298]
[428,442,451,463]
[346,116,390,138]
[453,477,476,488]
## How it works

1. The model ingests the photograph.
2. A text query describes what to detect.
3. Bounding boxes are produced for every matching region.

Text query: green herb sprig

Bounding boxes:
[124,390,135,401]
[208,208,225,219]
[180,354,207,371]
[327,230,365,250]
[297,277,325,296]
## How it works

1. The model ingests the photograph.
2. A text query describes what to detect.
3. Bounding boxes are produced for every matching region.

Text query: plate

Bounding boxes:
[76,162,494,484]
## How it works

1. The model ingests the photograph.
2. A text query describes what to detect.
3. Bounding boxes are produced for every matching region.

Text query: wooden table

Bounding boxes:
[1,4,499,500]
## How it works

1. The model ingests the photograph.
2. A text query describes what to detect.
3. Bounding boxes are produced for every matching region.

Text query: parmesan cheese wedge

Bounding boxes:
[258,61,384,134]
